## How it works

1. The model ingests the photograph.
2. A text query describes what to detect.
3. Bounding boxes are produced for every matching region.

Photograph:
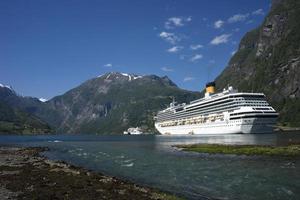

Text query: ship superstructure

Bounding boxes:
[154,82,278,134]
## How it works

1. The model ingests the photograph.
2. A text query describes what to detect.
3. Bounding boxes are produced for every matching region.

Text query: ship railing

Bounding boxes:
[158,113,225,127]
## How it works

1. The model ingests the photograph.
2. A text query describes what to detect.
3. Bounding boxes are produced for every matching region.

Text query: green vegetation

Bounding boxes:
[0,101,52,134]
[151,192,184,200]
[177,144,300,157]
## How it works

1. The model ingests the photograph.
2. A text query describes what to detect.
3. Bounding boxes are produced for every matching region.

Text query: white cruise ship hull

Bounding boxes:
[155,117,276,135]
[155,86,279,135]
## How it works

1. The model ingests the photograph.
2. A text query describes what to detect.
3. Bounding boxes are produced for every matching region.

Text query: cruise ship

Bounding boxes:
[154,82,278,134]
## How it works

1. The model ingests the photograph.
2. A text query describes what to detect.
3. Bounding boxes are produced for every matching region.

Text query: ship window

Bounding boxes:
[175,107,184,112]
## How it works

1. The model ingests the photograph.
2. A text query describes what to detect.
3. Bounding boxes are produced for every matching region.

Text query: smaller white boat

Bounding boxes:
[123,127,143,135]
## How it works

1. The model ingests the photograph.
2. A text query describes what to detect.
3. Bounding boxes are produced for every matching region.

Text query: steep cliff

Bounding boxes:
[215,0,300,126]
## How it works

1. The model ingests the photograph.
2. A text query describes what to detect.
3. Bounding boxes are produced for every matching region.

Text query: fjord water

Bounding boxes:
[1,133,299,200]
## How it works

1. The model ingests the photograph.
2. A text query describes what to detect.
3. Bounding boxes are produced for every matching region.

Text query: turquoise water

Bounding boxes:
[0,133,299,200]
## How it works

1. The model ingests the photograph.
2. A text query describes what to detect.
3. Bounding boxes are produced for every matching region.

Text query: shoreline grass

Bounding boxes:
[175,144,300,157]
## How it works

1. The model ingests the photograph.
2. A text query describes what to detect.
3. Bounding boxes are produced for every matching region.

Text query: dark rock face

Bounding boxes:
[256,12,287,57]
[271,0,284,9]
[215,0,300,126]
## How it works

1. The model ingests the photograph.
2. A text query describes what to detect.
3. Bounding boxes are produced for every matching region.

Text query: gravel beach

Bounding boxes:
[0,146,182,200]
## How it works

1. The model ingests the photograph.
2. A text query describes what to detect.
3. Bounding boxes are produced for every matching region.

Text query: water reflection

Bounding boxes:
[154,132,300,147]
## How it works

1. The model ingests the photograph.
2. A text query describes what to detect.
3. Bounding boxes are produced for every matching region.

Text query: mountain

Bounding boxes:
[0,73,201,134]
[0,85,52,134]
[36,72,201,134]
[215,0,300,127]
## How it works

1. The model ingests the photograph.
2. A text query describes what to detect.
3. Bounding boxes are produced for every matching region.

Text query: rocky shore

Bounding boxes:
[0,146,182,200]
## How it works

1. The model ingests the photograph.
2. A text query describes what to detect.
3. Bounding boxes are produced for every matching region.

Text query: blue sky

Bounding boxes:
[0,0,270,100]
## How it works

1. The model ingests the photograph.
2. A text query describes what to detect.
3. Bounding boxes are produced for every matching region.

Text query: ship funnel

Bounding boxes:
[205,82,215,94]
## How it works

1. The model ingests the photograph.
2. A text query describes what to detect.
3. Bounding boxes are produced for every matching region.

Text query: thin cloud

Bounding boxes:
[231,50,237,55]
[252,9,264,15]
[190,44,203,50]
[214,20,224,29]
[159,31,180,44]
[167,46,183,53]
[228,13,249,23]
[183,77,195,82]
[161,67,174,72]
[190,54,203,62]
[104,63,113,67]
[210,34,231,45]
[165,16,192,29]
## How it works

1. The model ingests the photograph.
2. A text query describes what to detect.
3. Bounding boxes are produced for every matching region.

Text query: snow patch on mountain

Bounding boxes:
[120,73,142,81]
[0,83,13,90]
[121,73,131,81]
[97,72,143,81]
[105,74,111,80]
[39,98,47,102]
[133,75,142,80]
